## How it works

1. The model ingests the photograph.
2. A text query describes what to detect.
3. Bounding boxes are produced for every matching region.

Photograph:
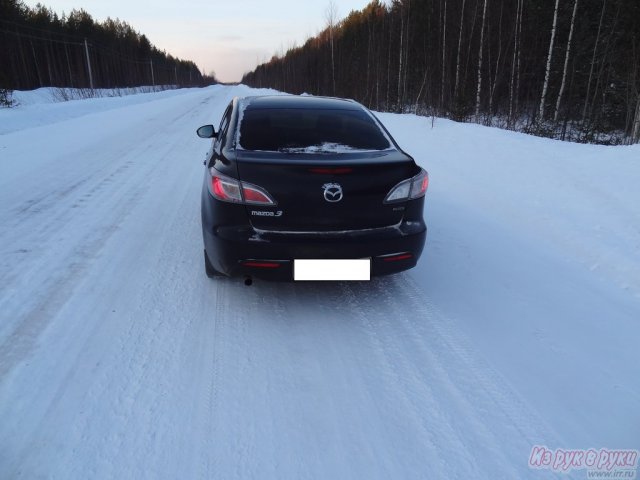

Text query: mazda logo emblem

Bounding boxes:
[322,183,343,202]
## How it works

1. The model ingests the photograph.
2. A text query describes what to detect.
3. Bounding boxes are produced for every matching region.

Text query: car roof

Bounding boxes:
[241,95,362,111]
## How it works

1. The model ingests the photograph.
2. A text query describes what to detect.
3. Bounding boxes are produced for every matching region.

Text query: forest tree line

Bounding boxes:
[0,0,215,101]
[242,0,640,144]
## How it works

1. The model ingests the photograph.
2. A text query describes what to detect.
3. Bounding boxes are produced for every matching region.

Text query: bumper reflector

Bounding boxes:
[242,261,281,268]
[381,253,413,262]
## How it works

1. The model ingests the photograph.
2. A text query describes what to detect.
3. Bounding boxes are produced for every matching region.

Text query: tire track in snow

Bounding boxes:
[219,274,567,478]
[336,280,452,478]
[0,90,220,381]
[198,277,229,480]
[182,270,560,478]
[0,88,225,478]
[398,272,565,444]
[356,273,566,477]
[49,100,219,480]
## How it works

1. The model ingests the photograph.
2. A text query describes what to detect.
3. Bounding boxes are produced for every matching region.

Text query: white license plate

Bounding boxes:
[294,259,371,281]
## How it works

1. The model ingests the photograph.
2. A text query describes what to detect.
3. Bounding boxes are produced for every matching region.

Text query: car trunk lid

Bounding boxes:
[235,150,417,232]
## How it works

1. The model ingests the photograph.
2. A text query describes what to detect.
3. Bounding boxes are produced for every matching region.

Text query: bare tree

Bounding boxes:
[453,0,466,103]
[403,0,411,109]
[554,0,579,123]
[325,1,338,96]
[415,65,429,114]
[462,0,480,113]
[509,0,523,127]
[441,0,447,111]
[539,0,560,122]
[397,3,405,109]
[631,95,640,144]
[589,2,621,140]
[582,0,606,125]
[386,12,393,109]
[489,0,505,116]
[475,0,488,119]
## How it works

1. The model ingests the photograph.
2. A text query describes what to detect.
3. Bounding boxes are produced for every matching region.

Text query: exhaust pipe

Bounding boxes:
[244,276,253,286]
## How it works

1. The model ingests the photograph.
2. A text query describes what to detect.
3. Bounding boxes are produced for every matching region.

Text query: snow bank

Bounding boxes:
[380,112,640,447]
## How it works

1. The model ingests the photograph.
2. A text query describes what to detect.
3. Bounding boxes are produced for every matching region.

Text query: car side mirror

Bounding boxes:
[197,125,216,138]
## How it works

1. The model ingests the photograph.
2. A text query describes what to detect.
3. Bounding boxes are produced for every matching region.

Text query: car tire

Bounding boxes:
[204,249,222,278]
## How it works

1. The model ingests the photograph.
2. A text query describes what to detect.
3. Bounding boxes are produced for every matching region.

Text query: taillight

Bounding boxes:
[241,183,275,204]
[384,168,429,204]
[212,175,242,202]
[209,168,276,205]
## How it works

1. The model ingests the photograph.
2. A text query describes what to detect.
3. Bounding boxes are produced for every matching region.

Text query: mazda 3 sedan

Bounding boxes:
[196,95,428,283]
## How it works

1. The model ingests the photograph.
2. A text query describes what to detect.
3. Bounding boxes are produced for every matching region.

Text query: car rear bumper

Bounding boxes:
[203,220,427,281]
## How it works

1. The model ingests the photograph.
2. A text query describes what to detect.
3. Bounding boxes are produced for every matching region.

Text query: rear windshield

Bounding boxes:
[237,108,391,152]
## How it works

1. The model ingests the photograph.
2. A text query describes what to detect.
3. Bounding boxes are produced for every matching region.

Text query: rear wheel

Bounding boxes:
[204,249,222,278]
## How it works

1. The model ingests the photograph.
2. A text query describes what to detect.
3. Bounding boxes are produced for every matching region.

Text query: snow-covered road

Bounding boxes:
[1,86,638,479]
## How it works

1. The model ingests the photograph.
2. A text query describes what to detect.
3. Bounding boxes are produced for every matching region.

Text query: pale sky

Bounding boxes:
[24,0,375,83]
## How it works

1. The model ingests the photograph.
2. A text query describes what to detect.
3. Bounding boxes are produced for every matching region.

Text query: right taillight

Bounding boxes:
[384,168,429,204]
[209,168,276,205]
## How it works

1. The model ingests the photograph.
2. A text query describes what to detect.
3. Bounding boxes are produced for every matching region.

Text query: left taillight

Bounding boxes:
[208,168,276,205]
[384,168,429,204]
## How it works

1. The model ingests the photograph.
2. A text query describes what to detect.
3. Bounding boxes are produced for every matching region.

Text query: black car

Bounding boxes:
[197,95,427,283]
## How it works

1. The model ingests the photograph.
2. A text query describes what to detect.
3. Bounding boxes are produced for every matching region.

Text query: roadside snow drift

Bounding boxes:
[0,85,638,479]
